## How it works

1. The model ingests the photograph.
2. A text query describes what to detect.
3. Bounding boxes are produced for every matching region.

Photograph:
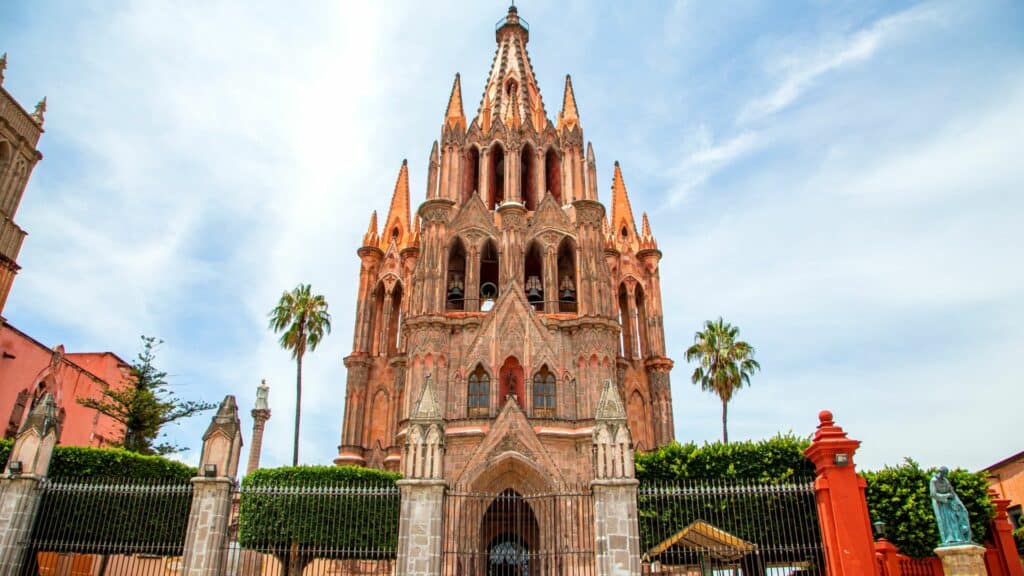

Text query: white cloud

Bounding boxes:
[739,3,947,124]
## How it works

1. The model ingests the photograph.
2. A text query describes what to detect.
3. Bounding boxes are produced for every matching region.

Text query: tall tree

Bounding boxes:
[269,283,332,466]
[685,317,761,444]
[78,336,215,455]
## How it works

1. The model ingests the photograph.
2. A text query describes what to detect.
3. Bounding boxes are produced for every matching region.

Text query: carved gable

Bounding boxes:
[449,192,500,237]
[461,283,558,371]
[529,192,572,235]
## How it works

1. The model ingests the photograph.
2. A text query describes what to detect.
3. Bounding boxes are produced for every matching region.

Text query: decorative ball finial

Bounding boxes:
[818,410,834,427]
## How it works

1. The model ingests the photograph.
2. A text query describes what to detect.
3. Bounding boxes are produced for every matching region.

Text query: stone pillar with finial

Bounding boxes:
[0,393,59,576]
[181,395,243,576]
[246,379,271,475]
[396,374,445,576]
[591,379,642,576]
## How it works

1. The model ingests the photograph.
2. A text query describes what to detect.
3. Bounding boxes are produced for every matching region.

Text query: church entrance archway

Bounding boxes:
[483,490,539,576]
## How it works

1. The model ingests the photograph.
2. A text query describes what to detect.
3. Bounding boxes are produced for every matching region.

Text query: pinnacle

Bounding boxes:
[363,211,379,247]
[445,73,466,131]
[610,161,638,244]
[558,74,580,130]
[380,160,411,249]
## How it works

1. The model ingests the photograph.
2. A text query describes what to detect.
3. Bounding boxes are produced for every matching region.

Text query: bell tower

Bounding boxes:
[336,6,675,485]
[0,54,45,318]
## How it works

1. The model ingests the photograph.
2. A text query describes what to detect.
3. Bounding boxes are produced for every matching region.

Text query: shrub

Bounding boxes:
[862,459,993,558]
[239,466,401,575]
[0,438,194,479]
[635,434,815,483]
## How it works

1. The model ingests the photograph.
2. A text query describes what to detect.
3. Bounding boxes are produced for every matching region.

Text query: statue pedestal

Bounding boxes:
[935,544,987,576]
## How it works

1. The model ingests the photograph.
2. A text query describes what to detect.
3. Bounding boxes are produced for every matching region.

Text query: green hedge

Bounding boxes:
[862,459,993,558]
[0,438,195,479]
[239,465,401,569]
[635,434,816,483]
[0,438,195,556]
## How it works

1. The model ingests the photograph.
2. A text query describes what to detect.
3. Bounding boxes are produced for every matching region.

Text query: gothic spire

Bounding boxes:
[475,5,548,132]
[640,212,658,251]
[557,74,580,130]
[380,159,411,250]
[444,73,466,132]
[610,161,638,247]
[363,210,379,247]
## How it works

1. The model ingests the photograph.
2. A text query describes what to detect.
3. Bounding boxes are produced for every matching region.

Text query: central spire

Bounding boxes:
[475,5,548,133]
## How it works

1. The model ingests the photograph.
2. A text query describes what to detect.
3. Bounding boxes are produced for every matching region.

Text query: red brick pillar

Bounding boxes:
[986,490,1024,576]
[804,410,880,576]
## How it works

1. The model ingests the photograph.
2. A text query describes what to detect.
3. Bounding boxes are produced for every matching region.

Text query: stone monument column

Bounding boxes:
[396,376,446,576]
[0,394,58,576]
[591,380,642,576]
[246,379,271,475]
[181,396,242,576]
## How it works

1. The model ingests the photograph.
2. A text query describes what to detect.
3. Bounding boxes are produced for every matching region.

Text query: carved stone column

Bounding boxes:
[181,396,242,576]
[246,380,272,475]
[0,394,58,576]
[396,376,446,576]
[591,380,641,576]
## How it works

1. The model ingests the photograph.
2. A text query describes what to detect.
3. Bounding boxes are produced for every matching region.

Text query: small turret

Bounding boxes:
[557,75,581,131]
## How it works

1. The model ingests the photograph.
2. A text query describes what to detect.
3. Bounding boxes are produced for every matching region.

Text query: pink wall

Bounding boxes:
[0,322,128,447]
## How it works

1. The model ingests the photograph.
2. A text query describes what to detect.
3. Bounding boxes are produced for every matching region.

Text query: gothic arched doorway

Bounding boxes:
[482,490,539,576]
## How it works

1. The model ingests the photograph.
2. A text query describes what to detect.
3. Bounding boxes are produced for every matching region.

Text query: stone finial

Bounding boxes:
[200,395,243,479]
[595,379,627,421]
[404,374,444,479]
[31,97,46,126]
[0,53,7,85]
[254,379,270,412]
[7,393,59,476]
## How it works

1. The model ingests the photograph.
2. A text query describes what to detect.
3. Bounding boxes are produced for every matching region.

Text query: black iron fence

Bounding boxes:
[21,477,193,576]
[443,487,595,576]
[638,479,824,575]
[224,480,400,576]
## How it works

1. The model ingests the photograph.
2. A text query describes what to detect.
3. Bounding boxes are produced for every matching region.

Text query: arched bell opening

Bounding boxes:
[556,237,577,313]
[479,239,500,311]
[370,282,387,356]
[544,148,561,204]
[523,241,544,311]
[447,239,467,311]
[489,144,506,210]
[520,143,536,211]
[464,146,480,203]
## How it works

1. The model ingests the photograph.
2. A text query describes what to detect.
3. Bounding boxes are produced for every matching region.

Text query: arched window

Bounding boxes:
[618,283,633,358]
[387,283,403,355]
[532,366,556,417]
[545,148,562,204]
[463,146,480,202]
[556,237,577,313]
[370,282,386,355]
[524,241,544,311]
[447,239,467,310]
[468,364,490,417]
[634,284,648,358]
[489,144,505,210]
[521,143,536,210]
[479,238,500,310]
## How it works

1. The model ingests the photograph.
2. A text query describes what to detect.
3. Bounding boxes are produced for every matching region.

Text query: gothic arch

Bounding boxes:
[556,236,577,312]
[544,147,561,203]
[488,142,506,210]
[520,142,537,210]
[446,237,467,310]
[531,365,556,417]
[463,145,481,202]
[465,451,553,495]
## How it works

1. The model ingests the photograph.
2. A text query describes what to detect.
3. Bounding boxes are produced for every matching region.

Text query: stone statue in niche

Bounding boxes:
[930,467,973,545]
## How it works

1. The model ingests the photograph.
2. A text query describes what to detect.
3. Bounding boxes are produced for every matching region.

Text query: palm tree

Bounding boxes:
[269,284,331,466]
[685,317,760,444]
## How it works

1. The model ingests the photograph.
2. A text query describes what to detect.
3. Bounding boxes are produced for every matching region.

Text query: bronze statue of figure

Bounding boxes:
[930,467,973,546]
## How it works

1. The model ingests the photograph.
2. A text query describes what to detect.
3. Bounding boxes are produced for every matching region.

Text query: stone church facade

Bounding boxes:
[336,6,675,496]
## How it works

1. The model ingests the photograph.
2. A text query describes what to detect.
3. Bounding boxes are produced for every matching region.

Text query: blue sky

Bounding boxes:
[2,0,1022,472]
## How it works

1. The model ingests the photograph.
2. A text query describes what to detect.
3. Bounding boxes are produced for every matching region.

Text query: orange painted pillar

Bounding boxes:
[986,490,1024,576]
[804,410,881,576]
[874,539,901,576]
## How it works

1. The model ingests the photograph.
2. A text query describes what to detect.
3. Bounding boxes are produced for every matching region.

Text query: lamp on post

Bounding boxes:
[203,463,218,478]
